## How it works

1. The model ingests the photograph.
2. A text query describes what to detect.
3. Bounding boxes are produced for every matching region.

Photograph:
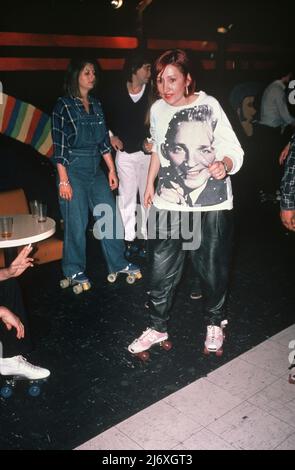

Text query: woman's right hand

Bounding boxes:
[59,181,73,201]
[144,184,155,208]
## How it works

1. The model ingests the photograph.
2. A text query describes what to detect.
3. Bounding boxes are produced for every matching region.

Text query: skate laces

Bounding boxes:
[123,263,139,273]
[141,328,157,342]
[207,320,228,346]
[17,356,40,370]
[130,328,160,346]
[16,356,42,371]
[139,328,166,343]
[72,272,87,282]
[208,325,220,343]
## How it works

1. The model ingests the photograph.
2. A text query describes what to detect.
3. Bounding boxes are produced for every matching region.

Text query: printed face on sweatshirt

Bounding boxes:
[164,119,215,190]
[157,105,228,207]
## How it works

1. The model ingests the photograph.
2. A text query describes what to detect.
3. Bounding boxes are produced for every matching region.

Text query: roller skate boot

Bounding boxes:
[125,240,147,259]
[60,271,91,294]
[107,263,142,284]
[128,328,172,361]
[204,320,228,357]
[0,356,50,398]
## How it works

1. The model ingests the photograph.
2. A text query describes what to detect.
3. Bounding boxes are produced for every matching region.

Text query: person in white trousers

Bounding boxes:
[105,50,152,255]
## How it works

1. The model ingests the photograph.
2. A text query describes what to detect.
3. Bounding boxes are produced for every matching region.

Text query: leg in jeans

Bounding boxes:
[59,171,89,278]
[90,170,128,274]
[191,210,233,325]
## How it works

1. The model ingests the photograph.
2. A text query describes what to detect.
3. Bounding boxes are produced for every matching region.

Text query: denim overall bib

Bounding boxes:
[59,99,126,277]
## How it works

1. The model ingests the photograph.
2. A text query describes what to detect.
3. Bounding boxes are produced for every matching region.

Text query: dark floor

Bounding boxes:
[0,194,294,450]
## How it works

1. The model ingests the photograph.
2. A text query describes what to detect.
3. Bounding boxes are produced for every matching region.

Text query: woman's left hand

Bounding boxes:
[209,161,227,180]
[108,170,118,190]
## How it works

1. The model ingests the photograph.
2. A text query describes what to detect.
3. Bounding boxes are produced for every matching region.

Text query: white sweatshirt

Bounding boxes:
[150,91,244,212]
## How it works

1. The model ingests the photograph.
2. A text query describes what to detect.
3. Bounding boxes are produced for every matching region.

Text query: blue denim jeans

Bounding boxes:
[59,154,127,277]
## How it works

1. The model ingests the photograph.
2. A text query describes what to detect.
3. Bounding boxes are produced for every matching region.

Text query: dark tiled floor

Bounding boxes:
[0,197,294,449]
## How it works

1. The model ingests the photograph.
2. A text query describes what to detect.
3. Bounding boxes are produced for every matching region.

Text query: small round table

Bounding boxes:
[0,214,56,265]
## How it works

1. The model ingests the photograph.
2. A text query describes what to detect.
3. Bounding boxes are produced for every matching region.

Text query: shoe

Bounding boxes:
[125,241,139,258]
[190,291,202,300]
[204,320,228,353]
[128,328,168,354]
[71,272,89,284]
[0,356,50,380]
[119,263,140,274]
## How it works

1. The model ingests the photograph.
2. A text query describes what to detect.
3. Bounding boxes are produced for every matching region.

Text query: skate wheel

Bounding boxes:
[82,281,91,291]
[107,273,117,283]
[161,340,172,351]
[73,284,83,294]
[60,278,70,289]
[289,374,295,384]
[0,385,13,398]
[28,384,41,397]
[216,349,223,357]
[126,275,136,284]
[136,351,150,361]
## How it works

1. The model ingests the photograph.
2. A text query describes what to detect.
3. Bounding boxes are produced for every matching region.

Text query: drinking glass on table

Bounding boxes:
[29,200,39,217]
[37,202,47,223]
[0,216,13,238]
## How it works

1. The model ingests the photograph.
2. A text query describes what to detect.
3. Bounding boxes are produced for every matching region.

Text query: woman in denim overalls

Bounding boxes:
[51,58,140,292]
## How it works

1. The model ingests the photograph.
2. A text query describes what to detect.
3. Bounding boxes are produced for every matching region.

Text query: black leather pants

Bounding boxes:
[146,208,233,332]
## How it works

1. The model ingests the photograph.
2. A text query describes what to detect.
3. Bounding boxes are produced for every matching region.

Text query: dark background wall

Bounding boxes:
[1,0,294,112]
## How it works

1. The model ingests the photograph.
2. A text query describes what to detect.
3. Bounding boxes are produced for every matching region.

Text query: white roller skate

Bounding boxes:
[128,328,172,361]
[107,263,142,284]
[60,271,91,294]
[0,356,50,398]
[204,320,228,357]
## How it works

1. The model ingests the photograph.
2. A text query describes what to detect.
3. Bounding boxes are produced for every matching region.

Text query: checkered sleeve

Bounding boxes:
[280,135,295,210]
[51,98,77,166]
[94,100,112,155]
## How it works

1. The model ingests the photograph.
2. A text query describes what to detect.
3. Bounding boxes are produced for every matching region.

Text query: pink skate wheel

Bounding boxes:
[137,351,150,361]
[161,340,172,351]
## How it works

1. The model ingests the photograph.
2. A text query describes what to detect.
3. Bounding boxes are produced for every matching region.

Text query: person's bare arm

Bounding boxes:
[0,307,24,339]
[144,152,160,208]
[0,245,33,281]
